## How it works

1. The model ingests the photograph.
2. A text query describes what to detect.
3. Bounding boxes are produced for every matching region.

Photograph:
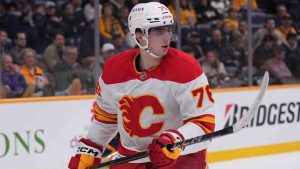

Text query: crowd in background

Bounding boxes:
[0,0,300,99]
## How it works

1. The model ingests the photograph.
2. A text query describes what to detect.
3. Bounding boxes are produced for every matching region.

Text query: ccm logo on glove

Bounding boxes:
[76,142,102,158]
[77,146,100,157]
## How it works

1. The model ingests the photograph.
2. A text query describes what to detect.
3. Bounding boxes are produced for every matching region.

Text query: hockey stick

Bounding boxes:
[95,71,269,169]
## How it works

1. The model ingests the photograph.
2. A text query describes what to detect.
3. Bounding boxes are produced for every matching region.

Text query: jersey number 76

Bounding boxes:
[191,85,215,108]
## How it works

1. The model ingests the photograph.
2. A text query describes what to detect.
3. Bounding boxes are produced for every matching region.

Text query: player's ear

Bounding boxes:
[135,28,146,46]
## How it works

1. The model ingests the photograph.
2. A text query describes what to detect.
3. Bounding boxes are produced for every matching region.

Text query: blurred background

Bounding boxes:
[0,1,300,168]
[1,0,300,99]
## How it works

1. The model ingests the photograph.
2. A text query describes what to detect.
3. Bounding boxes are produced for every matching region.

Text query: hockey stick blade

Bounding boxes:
[94,71,269,169]
[233,71,269,132]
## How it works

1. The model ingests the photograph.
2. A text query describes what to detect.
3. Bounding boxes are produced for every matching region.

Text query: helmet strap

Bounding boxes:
[145,48,162,58]
[135,36,163,58]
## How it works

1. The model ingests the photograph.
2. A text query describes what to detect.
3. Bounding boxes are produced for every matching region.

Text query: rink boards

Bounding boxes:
[0,84,300,169]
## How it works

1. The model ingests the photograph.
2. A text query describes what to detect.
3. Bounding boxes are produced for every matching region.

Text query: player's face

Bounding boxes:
[148,25,172,57]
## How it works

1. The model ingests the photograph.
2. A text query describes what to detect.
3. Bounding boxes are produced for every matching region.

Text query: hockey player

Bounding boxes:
[68,2,215,169]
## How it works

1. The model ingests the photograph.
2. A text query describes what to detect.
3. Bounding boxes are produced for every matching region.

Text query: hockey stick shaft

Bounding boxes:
[95,72,269,169]
[95,127,234,168]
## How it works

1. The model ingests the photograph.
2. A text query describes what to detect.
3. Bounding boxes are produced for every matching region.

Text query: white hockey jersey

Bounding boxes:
[87,48,215,162]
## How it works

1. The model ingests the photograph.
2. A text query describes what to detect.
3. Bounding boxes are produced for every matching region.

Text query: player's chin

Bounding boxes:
[160,47,169,55]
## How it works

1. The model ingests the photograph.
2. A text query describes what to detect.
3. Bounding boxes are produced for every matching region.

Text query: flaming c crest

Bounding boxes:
[96,82,101,96]
[119,95,164,137]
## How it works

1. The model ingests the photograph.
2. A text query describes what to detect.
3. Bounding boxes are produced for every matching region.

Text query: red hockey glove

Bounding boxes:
[68,138,103,169]
[148,130,185,168]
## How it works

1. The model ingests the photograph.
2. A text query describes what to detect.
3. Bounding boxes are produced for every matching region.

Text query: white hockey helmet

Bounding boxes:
[128,2,174,57]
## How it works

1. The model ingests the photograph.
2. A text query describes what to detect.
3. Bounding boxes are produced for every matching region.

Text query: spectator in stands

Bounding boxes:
[232,20,248,66]
[71,0,87,35]
[117,6,129,34]
[117,6,135,48]
[0,29,11,57]
[10,32,27,65]
[284,0,300,27]
[72,0,83,12]
[182,31,205,63]
[19,2,39,50]
[32,4,46,53]
[265,48,296,84]
[1,54,33,98]
[253,17,281,49]
[112,33,130,53]
[43,32,65,71]
[52,46,83,96]
[100,43,116,69]
[41,1,65,48]
[61,2,86,45]
[281,33,300,60]
[32,4,45,24]
[19,48,52,97]
[281,33,300,78]
[196,0,222,24]
[79,21,95,68]
[221,22,234,45]
[210,0,231,15]
[61,2,76,42]
[110,0,126,16]
[84,0,102,23]
[202,50,230,88]
[253,34,277,69]
[276,13,297,42]
[222,8,239,31]
[168,0,197,25]
[231,0,258,11]
[275,4,288,26]
[99,2,125,43]
[4,2,22,40]
[204,28,237,67]
[233,20,247,52]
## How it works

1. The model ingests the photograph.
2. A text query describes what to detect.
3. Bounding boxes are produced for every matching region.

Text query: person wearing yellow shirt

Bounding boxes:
[222,8,239,31]
[99,3,125,41]
[20,48,51,96]
[276,13,297,42]
[232,0,258,11]
[168,0,196,25]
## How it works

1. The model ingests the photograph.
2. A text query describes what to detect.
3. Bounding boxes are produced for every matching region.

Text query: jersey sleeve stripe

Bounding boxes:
[93,102,117,124]
[192,122,215,134]
[183,115,215,134]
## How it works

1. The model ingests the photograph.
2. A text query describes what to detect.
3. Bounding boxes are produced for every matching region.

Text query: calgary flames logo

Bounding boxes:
[96,82,101,96]
[119,95,165,137]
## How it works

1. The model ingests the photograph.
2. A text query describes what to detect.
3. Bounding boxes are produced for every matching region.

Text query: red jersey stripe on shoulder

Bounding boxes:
[155,48,203,83]
[102,48,203,84]
[102,48,139,84]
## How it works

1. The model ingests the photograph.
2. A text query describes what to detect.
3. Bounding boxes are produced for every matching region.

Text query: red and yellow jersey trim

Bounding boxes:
[93,102,117,124]
[184,114,215,134]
